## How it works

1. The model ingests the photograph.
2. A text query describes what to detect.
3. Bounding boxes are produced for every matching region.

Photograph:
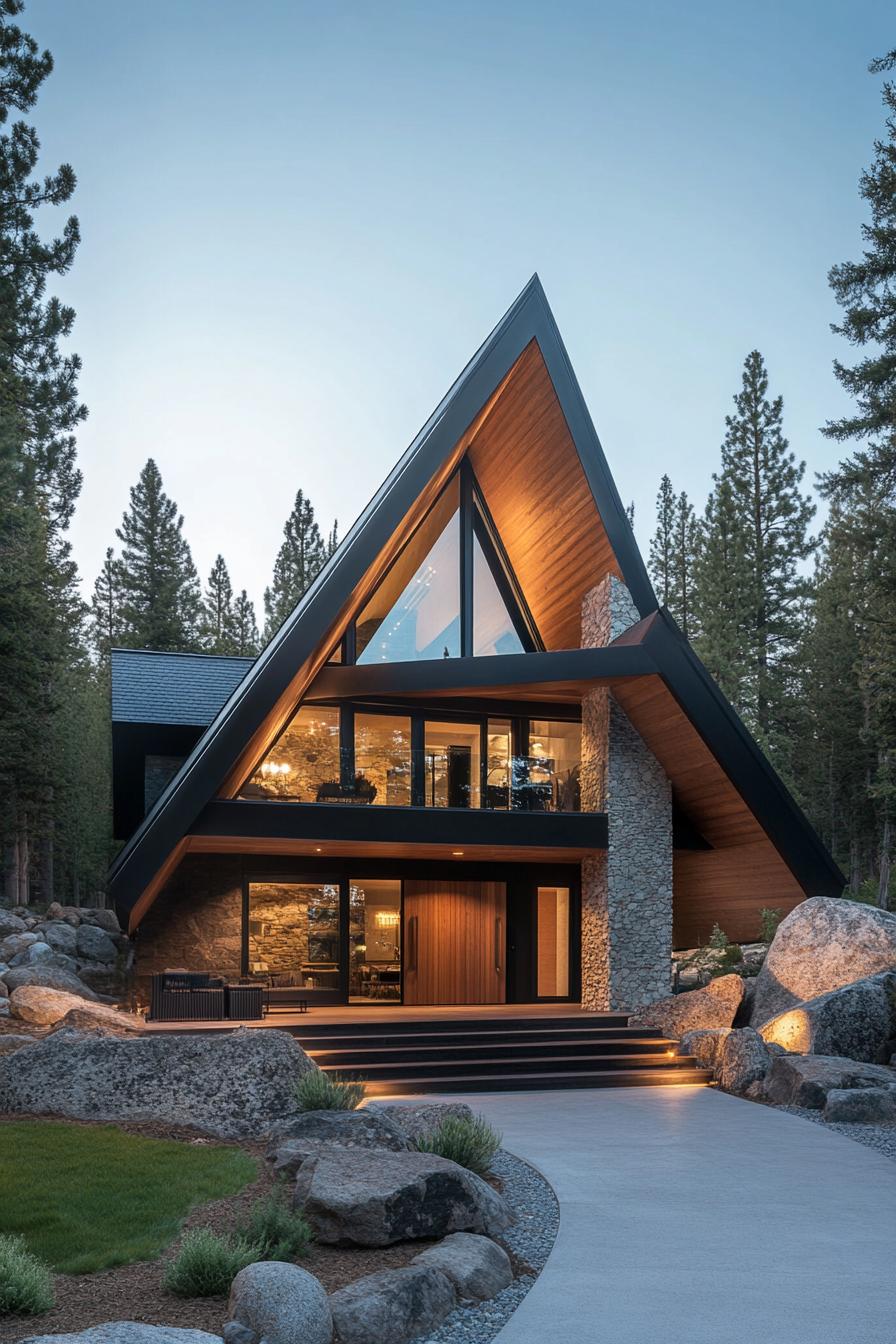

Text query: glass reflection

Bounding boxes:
[240,705,341,802]
[354,713,412,805]
[423,721,481,808]
[473,532,524,656]
[356,479,460,663]
[350,878,401,1002]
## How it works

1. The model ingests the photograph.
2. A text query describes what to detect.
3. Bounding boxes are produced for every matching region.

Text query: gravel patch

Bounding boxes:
[779,1105,896,1163]
[420,1147,559,1344]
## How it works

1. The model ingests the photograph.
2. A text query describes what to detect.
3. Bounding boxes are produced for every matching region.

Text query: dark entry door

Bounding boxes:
[403,881,506,1005]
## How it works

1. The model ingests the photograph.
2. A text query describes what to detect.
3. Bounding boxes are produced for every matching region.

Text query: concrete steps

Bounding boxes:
[288,1012,710,1095]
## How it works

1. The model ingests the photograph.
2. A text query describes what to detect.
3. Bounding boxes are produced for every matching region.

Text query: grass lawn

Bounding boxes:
[0,1122,257,1274]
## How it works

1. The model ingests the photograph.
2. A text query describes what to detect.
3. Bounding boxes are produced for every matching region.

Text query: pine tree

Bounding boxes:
[649,477,699,636]
[0,2,89,903]
[649,475,676,606]
[263,489,326,640]
[694,352,814,746]
[327,520,339,557]
[670,490,699,638]
[201,554,236,653]
[794,505,877,888]
[115,459,201,651]
[693,476,755,714]
[232,589,260,657]
[822,49,896,493]
[90,546,121,664]
[819,51,896,906]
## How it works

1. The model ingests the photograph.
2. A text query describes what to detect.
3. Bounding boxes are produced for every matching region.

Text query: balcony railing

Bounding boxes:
[240,749,582,813]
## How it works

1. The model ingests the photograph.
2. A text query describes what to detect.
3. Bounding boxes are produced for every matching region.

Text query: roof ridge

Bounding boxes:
[111,647,256,662]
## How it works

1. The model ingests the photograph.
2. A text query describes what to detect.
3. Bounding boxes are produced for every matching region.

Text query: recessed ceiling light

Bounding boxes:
[452,850,464,856]
[315,847,322,852]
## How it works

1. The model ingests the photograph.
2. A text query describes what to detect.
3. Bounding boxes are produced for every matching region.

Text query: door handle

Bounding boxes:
[407,916,418,973]
[495,917,503,975]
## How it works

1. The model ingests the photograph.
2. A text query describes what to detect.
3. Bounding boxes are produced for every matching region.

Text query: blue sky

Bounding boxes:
[26,0,895,613]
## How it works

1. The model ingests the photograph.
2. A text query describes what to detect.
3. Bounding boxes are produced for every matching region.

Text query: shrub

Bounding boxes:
[415,1114,502,1178]
[0,1234,54,1316]
[293,1069,365,1112]
[759,907,782,944]
[708,922,729,950]
[162,1228,262,1298]
[237,1188,312,1260]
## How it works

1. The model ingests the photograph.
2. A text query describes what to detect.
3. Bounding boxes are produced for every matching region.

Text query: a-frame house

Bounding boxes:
[109,277,843,1015]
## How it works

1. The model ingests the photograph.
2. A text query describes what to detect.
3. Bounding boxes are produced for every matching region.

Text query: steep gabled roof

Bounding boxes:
[109,276,656,918]
[108,276,843,930]
[111,649,256,726]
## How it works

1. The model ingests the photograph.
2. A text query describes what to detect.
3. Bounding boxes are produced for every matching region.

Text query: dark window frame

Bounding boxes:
[244,696,583,813]
[346,461,541,667]
[242,859,582,1008]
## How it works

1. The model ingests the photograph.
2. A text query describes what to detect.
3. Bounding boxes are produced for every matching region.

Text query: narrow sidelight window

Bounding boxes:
[537,886,570,997]
[484,718,512,809]
[349,878,401,1002]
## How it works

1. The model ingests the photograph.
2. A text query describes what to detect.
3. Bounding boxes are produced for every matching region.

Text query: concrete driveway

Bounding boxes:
[437,1086,896,1344]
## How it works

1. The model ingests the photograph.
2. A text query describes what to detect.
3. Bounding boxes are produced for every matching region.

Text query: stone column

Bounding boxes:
[580,576,672,1011]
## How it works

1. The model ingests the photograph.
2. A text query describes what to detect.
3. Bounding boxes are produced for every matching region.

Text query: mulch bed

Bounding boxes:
[0,1116,428,1343]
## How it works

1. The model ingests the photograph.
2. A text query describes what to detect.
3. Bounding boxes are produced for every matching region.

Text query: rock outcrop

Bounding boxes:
[9,986,135,1028]
[758,972,896,1063]
[328,1264,456,1344]
[268,1109,410,1177]
[2,965,101,1000]
[822,1087,896,1123]
[0,1026,316,1137]
[678,1028,733,1071]
[293,1149,514,1246]
[759,1053,896,1108]
[365,1101,475,1142]
[716,1028,773,1094]
[413,1232,513,1301]
[20,1328,222,1344]
[225,1261,332,1344]
[632,974,744,1037]
[750,897,896,1027]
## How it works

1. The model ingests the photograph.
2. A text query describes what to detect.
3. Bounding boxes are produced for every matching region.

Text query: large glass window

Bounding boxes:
[349,878,401,1002]
[522,720,582,812]
[422,721,481,808]
[247,882,341,991]
[473,533,525,657]
[240,705,341,802]
[356,479,460,664]
[355,713,412,805]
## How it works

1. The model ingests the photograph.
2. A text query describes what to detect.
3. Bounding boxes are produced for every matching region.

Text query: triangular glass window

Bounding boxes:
[473,531,525,656]
[356,477,460,664]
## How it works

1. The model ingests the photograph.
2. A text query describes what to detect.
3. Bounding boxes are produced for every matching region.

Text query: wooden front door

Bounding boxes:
[403,881,506,1005]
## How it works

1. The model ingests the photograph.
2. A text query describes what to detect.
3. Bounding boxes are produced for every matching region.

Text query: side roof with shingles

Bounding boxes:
[111,648,256,727]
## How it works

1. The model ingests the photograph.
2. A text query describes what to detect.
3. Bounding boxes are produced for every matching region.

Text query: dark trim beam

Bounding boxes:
[191,799,609,851]
[306,647,655,702]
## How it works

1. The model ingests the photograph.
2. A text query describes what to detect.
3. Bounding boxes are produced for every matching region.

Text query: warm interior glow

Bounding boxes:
[537,885,570,997]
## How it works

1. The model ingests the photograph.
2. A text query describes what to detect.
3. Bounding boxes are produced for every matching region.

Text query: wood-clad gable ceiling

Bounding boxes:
[221,340,622,794]
[467,341,621,650]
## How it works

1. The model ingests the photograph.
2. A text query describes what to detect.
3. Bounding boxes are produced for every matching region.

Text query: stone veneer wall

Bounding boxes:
[134,855,243,991]
[580,575,673,1011]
